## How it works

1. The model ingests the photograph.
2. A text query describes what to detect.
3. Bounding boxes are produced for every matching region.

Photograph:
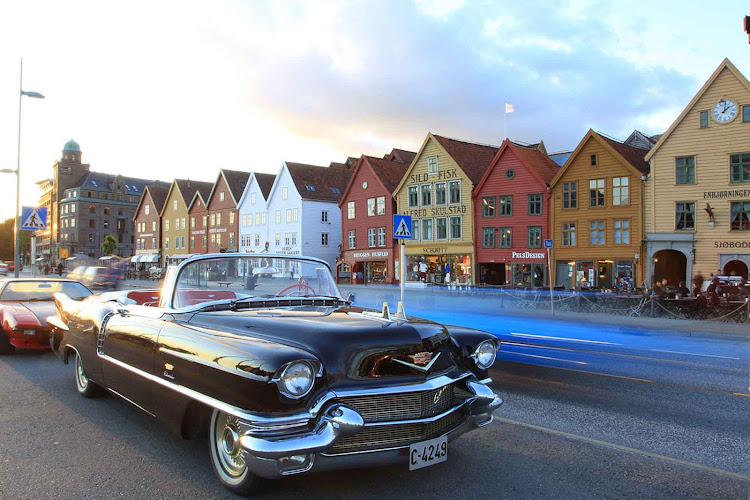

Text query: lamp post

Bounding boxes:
[15,58,45,278]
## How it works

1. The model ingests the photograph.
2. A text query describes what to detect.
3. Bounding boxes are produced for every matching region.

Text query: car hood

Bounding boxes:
[183,305,460,387]
[3,301,56,329]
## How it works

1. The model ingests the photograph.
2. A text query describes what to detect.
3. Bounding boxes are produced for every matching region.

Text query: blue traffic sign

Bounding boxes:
[21,206,47,231]
[544,239,553,249]
[393,215,413,239]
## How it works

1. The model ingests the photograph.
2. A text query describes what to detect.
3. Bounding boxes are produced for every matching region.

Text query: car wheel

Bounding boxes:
[0,330,15,355]
[74,350,104,398]
[209,409,262,496]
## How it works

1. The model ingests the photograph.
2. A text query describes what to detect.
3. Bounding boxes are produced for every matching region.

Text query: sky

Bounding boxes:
[0,0,747,221]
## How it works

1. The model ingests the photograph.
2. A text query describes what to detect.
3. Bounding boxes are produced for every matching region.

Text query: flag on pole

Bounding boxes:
[505,102,514,113]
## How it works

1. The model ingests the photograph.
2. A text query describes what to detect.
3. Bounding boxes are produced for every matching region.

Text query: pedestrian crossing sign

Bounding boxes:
[21,206,47,230]
[393,215,412,239]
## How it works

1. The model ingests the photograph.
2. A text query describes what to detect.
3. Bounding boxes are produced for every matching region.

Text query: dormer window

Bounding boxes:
[306,185,316,192]
[92,180,98,187]
[331,187,341,194]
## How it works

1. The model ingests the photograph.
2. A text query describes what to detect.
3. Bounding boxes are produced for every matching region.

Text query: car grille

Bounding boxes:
[330,411,465,453]
[337,383,457,423]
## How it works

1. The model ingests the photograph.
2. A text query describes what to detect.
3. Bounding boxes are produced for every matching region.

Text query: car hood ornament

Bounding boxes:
[393,352,441,372]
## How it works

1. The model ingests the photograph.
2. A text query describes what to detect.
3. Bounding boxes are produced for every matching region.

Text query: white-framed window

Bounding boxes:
[321,210,328,222]
[408,186,418,207]
[427,156,438,174]
[216,213,222,226]
[562,222,576,246]
[413,219,421,240]
[420,184,432,206]
[291,233,297,245]
[219,192,225,202]
[173,200,178,211]
[376,196,385,215]
[449,181,461,204]
[450,216,462,239]
[614,219,630,244]
[589,220,605,245]
[613,177,629,205]
[285,233,290,245]
[348,230,356,249]
[145,204,150,215]
[377,227,386,246]
[251,192,257,204]
[254,234,260,247]
[422,219,433,240]
[368,228,376,247]
[275,233,281,246]
[293,209,298,222]
[367,198,376,216]
[260,213,266,225]
[436,217,448,239]
[228,212,234,225]
[165,219,170,232]
[282,187,288,200]
[347,201,355,219]
[255,213,261,225]
[277,210,282,224]
[165,237,170,250]
[435,183,447,205]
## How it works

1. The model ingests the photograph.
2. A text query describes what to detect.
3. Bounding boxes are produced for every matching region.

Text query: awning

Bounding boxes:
[99,255,117,261]
[66,256,79,261]
[131,254,160,263]
[35,257,46,262]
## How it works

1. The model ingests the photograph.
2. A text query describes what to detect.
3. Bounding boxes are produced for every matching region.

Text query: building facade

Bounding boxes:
[133,185,169,265]
[550,130,650,290]
[393,134,497,285]
[160,179,211,266]
[237,172,276,254]
[472,140,559,287]
[187,183,213,256]
[204,169,249,255]
[644,58,750,285]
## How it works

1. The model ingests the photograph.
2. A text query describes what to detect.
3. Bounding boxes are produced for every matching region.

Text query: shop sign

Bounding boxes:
[209,228,227,233]
[512,251,545,259]
[191,230,206,235]
[410,168,459,183]
[403,205,467,218]
[140,233,154,237]
[422,247,447,254]
[281,247,300,254]
[714,241,750,248]
[704,189,750,199]
[353,251,390,258]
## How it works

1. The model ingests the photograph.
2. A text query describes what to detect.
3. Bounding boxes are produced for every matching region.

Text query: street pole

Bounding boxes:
[14,60,23,278]
[548,246,554,317]
[400,239,405,308]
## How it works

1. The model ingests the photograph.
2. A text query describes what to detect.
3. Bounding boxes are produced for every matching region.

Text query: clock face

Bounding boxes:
[712,98,737,123]
[362,181,368,189]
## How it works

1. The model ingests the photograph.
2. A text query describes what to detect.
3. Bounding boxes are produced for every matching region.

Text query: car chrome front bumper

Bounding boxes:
[238,377,503,479]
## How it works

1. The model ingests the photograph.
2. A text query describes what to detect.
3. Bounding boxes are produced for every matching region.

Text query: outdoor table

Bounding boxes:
[217,281,232,288]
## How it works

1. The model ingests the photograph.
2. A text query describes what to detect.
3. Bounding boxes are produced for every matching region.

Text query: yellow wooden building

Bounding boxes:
[549,130,650,290]
[393,133,497,284]
[160,179,205,266]
[644,58,750,286]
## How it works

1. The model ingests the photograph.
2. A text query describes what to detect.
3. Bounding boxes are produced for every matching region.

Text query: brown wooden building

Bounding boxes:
[205,169,250,254]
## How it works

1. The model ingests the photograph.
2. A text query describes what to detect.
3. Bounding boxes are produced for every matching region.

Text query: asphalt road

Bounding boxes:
[0,350,746,499]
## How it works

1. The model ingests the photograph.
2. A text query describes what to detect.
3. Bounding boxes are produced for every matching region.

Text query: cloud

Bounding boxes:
[414,0,465,20]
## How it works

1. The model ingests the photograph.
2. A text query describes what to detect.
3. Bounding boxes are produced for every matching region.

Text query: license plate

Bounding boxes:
[408,435,447,471]
[23,329,36,336]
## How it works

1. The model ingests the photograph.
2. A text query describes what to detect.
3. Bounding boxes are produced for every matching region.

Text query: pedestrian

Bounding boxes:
[57,262,64,276]
[44,263,50,275]
[419,261,427,282]
[674,281,690,298]
[692,271,704,296]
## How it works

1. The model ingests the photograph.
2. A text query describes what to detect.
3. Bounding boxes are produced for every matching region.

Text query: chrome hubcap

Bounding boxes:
[215,412,246,477]
[76,354,88,387]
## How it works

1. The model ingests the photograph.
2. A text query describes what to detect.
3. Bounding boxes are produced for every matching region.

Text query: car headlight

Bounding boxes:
[277,361,315,398]
[472,340,498,370]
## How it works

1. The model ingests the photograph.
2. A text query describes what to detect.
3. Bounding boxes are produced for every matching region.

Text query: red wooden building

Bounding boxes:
[472,140,560,287]
[204,169,250,254]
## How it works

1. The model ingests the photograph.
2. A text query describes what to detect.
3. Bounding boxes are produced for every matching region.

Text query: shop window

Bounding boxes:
[482,228,495,248]
[527,226,541,248]
[348,230,356,249]
[562,182,577,209]
[449,181,461,204]
[589,220,605,244]
[450,216,462,239]
[675,202,695,230]
[420,184,432,206]
[368,228,376,247]
[482,196,495,217]
[498,195,513,216]
[348,201,355,219]
[377,227,386,246]
[376,197,386,215]
[562,222,576,246]
[614,219,630,244]
[589,179,605,207]
[730,153,750,183]
[676,157,695,184]
[498,227,512,248]
[730,201,750,231]
[408,186,418,207]
[422,219,433,240]
[367,198,376,216]
[612,177,629,205]
[435,183,447,205]
[436,217,448,239]
[528,193,543,216]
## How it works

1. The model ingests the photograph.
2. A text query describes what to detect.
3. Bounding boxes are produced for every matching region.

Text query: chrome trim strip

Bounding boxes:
[392,352,441,372]
[478,377,492,384]
[331,372,470,398]
[158,346,269,383]
[107,387,156,417]
[363,402,470,428]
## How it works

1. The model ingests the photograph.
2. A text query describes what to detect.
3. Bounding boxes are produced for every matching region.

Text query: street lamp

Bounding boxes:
[14,59,45,278]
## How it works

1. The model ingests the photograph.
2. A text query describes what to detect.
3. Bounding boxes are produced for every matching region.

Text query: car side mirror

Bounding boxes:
[346,292,356,304]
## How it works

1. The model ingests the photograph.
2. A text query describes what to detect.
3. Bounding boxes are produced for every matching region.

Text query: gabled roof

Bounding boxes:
[550,130,649,188]
[284,162,353,202]
[433,135,499,185]
[645,58,750,161]
[175,179,213,209]
[133,185,169,221]
[339,155,412,206]
[384,148,417,164]
[255,173,276,199]
[474,140,560,195]
[624,130,660,150]
[206,169,251,207]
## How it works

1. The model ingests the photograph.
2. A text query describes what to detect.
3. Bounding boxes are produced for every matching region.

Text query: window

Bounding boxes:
[282,187,288,200]
[275,233,281,246]
[527,226,542,248]
[482,196,495,217]
[219,192,225,202]
[90,205,95,214]
[435,183,447,205]
[71,204,76,213]
[276,210,282,224]
[562,222,576,246]
[368,228,376,247]
[563,182,577,209]
[321,233,329,246]
[165,219,170,232]
[191,217,195,229]
[589,220,605,245]
[165,237,170,250]
[421,219,433,240]
[228,233,234,246]
[589,179,605,207]
[321,210,328,222]
[408,186,418,207]
[377,227,386,246]
[216,213,222,226]
[730,153,750,183]
[284,233,290,245]
[676,157,695,184]
[104,207,109,215]
[347,201,355,219]
[209,214,215,227]
[203,235,207,247]
[89,219,95,228]
[71,219,76,228]
[348,230,356,249]
[260,213,266,225]
[292,209,298,222]
[427,156,438,174]
[482,228,495,248]
[528,193,543,216]
[173,200,178,211]
[285,209,290,223]
[730,201,750,231]
[614,219,629,244]
[254,234,260,247]
[590,154,598,166]
[612,177,629,205]
[743,105,750,123]
[676,202,695,230]
[291,233,297,245]
[202,216,207,228]
[498,195,512,216]
[376,196,385,215]
[450,216,462,239]
[435,217,447,239]
[700,110,709,128]
[367,198,376,216]
[505,169,515,180]
[449,181,461,204]
[190,236,195,248]
[174,218,179,230]
[228,212,234,225]
[420,184,432,206]
[412,219,420,240]
[498,227,512,248]
[251,193,257,204]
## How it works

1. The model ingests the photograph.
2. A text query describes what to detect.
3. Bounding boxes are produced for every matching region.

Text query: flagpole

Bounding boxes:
[504,109,507,141]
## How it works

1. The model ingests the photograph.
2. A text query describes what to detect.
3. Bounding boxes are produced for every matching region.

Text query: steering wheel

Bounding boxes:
[276,283,316,297]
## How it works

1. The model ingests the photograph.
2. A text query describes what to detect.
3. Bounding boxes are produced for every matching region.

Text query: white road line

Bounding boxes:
[507,352,588,365]
[496,417,750,481]
[510,332,621,345]
[650,349,740,360]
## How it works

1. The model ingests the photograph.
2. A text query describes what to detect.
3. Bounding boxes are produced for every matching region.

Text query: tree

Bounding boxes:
[101,235,118,256]
[0,217,32,262]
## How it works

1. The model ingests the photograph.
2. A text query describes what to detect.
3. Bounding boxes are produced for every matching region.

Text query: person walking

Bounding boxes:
[57,262,64,276]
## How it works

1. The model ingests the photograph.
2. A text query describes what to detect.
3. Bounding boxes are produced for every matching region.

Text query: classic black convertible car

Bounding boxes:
[49,254,502,495]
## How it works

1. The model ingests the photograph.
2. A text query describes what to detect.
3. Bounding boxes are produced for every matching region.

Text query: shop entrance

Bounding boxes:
[555,261,573,290]
[653,249,686,287]
[723,260,748,281]
[511,263,546,288]
[479,263,506,285]
[364,261,387,284]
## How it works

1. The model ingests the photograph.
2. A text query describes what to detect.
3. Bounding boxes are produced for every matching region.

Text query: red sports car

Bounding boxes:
[0,279,92,354]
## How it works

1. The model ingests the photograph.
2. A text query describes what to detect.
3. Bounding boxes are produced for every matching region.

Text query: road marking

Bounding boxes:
[650,349,740,360]
[543,365,654,383]
[495,417,750,481]
[507,352,588,365]
[501,341,576,352]
[733,392,750,398]
[510,332,621,345]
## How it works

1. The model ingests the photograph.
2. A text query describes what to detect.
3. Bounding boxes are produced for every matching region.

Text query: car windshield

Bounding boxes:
[173,255,342,309]
[0,281,92,301]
